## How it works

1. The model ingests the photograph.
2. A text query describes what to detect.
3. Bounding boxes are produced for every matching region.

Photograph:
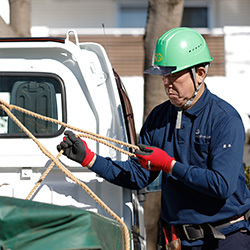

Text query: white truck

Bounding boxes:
[0,30,146,249]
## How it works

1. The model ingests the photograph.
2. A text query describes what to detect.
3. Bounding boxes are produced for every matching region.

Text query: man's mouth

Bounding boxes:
[168,91,176,97]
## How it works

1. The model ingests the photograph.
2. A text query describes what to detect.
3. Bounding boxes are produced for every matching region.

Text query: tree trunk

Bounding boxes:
[143,1,184,249]
[0,0,31,37]
[9,0,31,37]
[143,0,184,120]
[143,191,162,250]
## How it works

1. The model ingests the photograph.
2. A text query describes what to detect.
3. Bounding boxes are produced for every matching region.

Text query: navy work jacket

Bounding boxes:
[91,86,250,239]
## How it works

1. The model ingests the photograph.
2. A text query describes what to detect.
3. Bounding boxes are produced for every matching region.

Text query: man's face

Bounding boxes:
[162,69,196,108]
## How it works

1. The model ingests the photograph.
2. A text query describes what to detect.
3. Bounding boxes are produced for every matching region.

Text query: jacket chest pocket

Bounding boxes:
[190,141,210,168]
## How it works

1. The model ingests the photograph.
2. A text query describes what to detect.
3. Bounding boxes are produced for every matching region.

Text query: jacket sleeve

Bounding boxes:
[90,106,163,189]
[90,155,159,189]
[90,111,161,190]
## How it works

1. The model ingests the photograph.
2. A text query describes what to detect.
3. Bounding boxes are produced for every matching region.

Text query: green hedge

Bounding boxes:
[244,163,250,189]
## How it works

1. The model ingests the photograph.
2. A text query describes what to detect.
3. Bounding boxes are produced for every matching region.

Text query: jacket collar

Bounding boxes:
[183,84,210,118]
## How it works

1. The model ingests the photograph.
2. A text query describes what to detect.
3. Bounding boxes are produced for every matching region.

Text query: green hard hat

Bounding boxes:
[144,27,213,75]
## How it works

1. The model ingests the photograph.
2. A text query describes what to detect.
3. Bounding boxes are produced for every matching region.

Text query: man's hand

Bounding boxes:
[135,144,175,173]
[57,130,95,167]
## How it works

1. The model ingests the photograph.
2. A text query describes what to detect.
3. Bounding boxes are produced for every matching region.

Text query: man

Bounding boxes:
[57,27,250,249]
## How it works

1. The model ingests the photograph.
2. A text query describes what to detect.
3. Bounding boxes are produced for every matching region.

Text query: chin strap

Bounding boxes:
[176,108,183,129]
[175,64,209,129]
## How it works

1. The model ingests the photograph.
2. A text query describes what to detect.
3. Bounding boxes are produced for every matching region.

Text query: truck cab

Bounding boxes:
[0,31,145,249]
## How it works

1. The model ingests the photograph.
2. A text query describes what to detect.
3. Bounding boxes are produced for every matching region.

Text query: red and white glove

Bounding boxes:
[57,130,95,167]
[135,144,175,173]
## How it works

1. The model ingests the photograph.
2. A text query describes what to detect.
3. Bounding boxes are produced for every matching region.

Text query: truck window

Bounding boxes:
[0,73,66,138]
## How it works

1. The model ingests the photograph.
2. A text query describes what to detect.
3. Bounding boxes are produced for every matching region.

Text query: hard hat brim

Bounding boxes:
[144,65,177,75]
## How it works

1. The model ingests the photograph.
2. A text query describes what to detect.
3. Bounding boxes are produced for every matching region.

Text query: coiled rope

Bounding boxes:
[0,99,138,250]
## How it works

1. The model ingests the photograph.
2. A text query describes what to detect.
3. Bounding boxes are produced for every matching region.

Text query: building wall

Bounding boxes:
[32,0,250,30]
[31,0,116,28]
[212,0,250,27]
[224,0,250,26]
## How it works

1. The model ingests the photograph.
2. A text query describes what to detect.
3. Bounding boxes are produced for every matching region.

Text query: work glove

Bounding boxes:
[135,144,175,173]
[57,130,95,167]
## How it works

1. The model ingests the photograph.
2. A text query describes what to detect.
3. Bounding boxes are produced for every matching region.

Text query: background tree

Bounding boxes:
[144,0,184,119]
[0,0,31,37]
[143,1,184,249]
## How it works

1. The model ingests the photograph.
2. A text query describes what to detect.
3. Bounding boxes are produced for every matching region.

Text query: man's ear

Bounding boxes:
[196,67,207,85]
